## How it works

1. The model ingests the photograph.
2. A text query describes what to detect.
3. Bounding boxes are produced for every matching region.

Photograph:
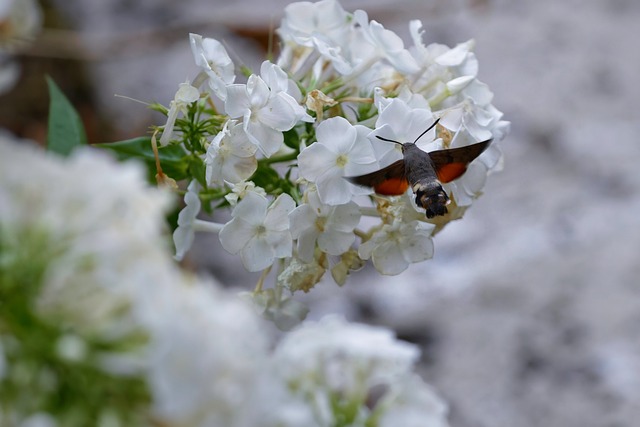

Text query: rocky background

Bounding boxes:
[5,0,640,426]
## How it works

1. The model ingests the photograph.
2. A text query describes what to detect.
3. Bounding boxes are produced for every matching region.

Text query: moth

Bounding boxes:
[346,119,492,218]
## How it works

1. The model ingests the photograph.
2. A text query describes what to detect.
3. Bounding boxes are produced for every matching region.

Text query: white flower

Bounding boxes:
[277,0,352,74]
[189,33,235,100]
[138,276,269,427]
[224,181,267,206]
[225,61,312,157]
[298,117,377,205]
[353,9,420,75]
[374,86,431,111]
[439,81,507,142]
[205,120,257,185]
[173,180,202,261]
[359,220,435,275]
[378,374,450,427]
[272,315,421,425]
[0,0,42,45]
[159,81,200,146]
[369,98,437,167]
[219,192,296,272]
[246,289,310,331]
[278,0,350,48]
[289,188,360,262]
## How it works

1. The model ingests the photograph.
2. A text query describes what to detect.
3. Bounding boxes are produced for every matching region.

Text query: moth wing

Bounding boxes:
[428,139,492,183]
[345,160,408,196]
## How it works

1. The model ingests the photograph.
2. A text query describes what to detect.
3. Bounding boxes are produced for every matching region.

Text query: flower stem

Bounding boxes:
[192,219,224,233]
[254,265,272,293]
[258,151,299,166]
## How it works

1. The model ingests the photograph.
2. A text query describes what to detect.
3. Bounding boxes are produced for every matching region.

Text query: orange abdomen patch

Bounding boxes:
[374,177,410,196]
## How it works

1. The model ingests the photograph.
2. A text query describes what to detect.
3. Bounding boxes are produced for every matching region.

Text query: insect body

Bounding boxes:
[346,120,492,218]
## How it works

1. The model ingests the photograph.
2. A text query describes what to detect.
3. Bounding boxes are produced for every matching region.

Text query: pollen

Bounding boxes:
[336,154,349,168]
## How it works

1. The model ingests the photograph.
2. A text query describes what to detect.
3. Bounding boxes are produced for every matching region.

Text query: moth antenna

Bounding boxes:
[376,135,403,146]
[412,117,441,144]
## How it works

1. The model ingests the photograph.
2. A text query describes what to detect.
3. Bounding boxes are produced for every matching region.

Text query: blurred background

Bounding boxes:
[3,0,640,426]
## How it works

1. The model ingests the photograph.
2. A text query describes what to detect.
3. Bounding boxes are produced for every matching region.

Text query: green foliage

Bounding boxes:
[97,137,191,181]
[46,77,88,157]
[0,228,150,426]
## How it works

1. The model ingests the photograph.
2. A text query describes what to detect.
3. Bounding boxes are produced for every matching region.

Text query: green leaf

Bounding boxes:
[283,128,300,150]
[97,137,190,181]
[46,77,88,156]
[188,156,207,188]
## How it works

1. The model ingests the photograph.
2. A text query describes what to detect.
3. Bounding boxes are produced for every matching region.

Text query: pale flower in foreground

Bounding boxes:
[378,374,450,427]
[359,220,435,275]
[205,120,258,185]
[139,276,269,427]
[219,192,296,272]
[272,316,449,426]
[297,117,377,205]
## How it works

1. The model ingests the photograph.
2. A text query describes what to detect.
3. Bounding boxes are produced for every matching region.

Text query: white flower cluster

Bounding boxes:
[167,0,509,313]
[0,136,449,426]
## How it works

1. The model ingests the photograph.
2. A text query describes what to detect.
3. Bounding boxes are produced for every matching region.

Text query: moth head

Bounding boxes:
[413,181,450,219]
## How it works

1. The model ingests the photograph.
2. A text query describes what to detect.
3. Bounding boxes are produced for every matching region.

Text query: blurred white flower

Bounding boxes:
[378,374,449,427]
[219,192,296,271]
[272,315,428,425]
[225,61,312,157]
[205,120,258,185]
[0,0,42,45]
[138,276,269,427]
[289,188,360,262]
[298,117,377,205]
[189,33,235,100]
[278,0,349,48]
[159,81,200,146]
[248,289,310,331]
[278,0,352,75]
[359,220,435,275]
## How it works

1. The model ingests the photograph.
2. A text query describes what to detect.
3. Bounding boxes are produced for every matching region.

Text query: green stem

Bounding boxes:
[258,151,299,166]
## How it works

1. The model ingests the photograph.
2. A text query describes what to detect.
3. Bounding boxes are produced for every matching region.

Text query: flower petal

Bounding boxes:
[224,85,251,118]
[315,117,357,154]
[265,193,296,232]
[219,217,256,254]
[372,241,409,275]
[298,142,338,182]
[231,191,268,225]
[240,236,274,272]
[317,229,354,256]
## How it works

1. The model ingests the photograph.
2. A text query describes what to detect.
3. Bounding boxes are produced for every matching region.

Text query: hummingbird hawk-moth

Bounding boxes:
[346,119,492,218]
